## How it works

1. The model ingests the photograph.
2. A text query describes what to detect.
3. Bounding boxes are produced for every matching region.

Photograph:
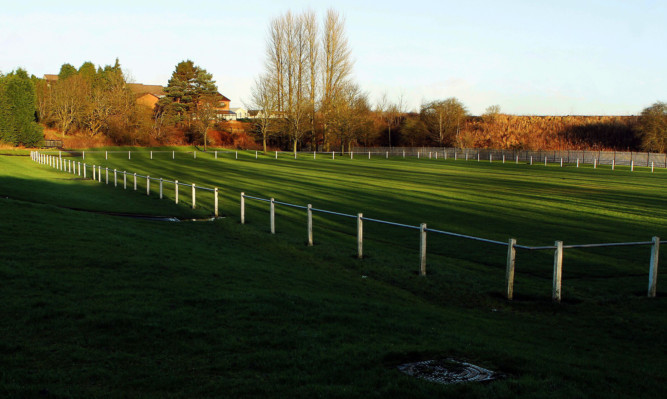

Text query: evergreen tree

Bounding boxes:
[159,60,218,129]
[0,69,43,146]
[58,63,77,80]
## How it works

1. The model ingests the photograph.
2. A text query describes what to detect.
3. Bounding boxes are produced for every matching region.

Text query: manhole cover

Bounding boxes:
[397,358,500,385]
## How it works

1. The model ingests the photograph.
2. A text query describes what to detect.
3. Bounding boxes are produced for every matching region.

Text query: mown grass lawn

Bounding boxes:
[1,150,665,398]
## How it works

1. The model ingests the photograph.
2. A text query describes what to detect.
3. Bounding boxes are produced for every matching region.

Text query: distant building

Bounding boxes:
[230,107,248,119]
[127,84,166,109]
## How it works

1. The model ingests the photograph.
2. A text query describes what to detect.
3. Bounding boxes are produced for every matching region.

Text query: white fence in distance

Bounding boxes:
[31,150,661,302]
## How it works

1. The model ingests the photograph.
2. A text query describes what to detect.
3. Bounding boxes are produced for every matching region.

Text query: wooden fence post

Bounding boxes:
[553,241,563,302]
[270,198,275,234]
[159,178,163,199]
[420,223,427,276]
[307,204,313,246]
[240,192,245,224]
[214,187,219,217]
[192,183,196,209]
[506,238,516,300]
[357,213,363,259]
[175,180,179,204]
[146,176,150,195]
[648,236,660,298]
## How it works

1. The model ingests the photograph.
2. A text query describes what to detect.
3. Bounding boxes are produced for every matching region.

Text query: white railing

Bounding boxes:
[31,150,661,302]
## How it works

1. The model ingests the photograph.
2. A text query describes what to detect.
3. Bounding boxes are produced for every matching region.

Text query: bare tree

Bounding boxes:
[247,74,278,152]
[420,98,468,146]
[50,74,88,134]
[321,8,353,151]
[377,93,405,147]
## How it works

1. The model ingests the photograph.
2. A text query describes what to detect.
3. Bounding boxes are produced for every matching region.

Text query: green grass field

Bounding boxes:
[1,148,666,398]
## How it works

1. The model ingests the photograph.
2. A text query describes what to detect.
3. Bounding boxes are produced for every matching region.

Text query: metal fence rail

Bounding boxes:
[31,150,662,303]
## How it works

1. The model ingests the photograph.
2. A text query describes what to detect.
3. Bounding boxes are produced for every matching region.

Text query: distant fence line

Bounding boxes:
[31,150,661,302]
[35,147,667,170]
[353,147,667,168]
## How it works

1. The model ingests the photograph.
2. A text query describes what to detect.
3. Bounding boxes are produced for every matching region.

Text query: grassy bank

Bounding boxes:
[1,152,665,398]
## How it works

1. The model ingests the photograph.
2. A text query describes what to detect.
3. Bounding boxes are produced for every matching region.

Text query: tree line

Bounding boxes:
[0,9,665,152]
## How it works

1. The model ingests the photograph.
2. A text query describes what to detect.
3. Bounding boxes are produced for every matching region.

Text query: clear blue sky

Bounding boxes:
[1,0,665,115]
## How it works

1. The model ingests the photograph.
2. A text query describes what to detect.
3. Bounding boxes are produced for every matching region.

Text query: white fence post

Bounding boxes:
[276,151,278,159]
[83,163,87,179]
[146,176,150,195]
[172,151,175,159]
[159,178,163,199]
[560,158,563,167]
[105,150,107,160]
[78,162,81,176]
[123,171,127,189]
[612,159,615,170]
[129,151,131,160]
[240,192,245,224]
[648,236,660,298]
[270,198,275,234]
[105,168,109,184]
[594,158,597,169]
[133,173,137,191]
[577,158,579,168]
[420,223,427,276]
[214,188,219,217]
[506,238,517,300]
[98,166,102,182]
[314,151,316,159]
[631,160,634,172]
[215,150,217,159]
[544,156,547,166]
[553,241,563,302]
[256,151,258,159]
[82,151,85,160]
[386,151,388,159]
[151,151,153,160]
[194,151,196,159]
[357,213,363,259]
[651,162,654,173]
[175,180,179,204]
[114,169,117,187]
[369,151,371,159]
[192,183,196,209]
[307,204,313,246]
[530,156,533,165]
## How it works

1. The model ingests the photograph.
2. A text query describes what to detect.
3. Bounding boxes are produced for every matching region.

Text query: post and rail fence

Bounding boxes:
[30,150,661,301]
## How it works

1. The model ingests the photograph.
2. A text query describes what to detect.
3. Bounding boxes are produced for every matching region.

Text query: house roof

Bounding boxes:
[127,83,165,97]
[43,74,59,81]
